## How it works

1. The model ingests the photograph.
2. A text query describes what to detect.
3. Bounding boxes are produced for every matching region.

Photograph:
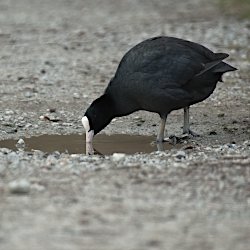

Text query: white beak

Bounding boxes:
[85,129,94,143]
[82,116,94,155]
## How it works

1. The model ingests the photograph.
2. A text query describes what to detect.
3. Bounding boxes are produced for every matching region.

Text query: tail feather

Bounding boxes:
[196,60,237,77]
[195,60,222,77]
[213,62,237,73]
[213,53,229,61]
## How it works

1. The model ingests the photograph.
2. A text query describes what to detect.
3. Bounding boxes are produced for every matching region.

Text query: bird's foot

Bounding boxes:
[168,135,184,145]
[156,132,194,145]
[156,138,168,143]
[165,134,192,145]
[183,129,200,137]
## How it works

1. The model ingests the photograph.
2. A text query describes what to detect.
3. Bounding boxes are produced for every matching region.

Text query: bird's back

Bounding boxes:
[105,36,236,115]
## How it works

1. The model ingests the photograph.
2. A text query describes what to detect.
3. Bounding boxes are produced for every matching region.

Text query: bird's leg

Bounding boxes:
[157,115,167,143]
[183,106,199,137]
[183,106,190,134]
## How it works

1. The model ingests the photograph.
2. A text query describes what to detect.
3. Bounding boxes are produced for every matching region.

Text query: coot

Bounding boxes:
[82,36,237,152]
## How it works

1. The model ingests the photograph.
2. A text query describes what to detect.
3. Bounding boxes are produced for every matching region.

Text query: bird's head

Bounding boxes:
[82,94,116,144]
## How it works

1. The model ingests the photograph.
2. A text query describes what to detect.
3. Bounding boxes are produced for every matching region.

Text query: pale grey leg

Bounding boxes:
[183,106,190,134]
[157,115,167,142]
[183,106,199,136]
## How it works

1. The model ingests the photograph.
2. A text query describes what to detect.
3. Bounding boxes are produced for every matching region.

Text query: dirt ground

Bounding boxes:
[0,0,250,249]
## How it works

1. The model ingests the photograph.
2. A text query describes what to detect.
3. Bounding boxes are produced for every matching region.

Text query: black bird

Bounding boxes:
[82,36,237,152]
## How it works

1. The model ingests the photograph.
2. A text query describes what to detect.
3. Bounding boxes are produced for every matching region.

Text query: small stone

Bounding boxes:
[16,138,25,150]
[62,122,73,126]
[175,150,186,160]
[17,76,24,81]
[44,61,54,66]
[183,145,195,150]
[47,108,56,113]
[209,131,217,135]
[16,138,25,145]
[24,92,32,98]
[39,115,59,122]
[39,115,46,120]
[73,93,80,99]
[0,148,12,154]
[25,123,32,128]
[218,113,225,117]
[17,123,25,128]
[112,153,126,161]
[17,116,24,121]
[204,146,212,150]
[8,179,30,194]
[227,143,237,149]
[5,110,14,115]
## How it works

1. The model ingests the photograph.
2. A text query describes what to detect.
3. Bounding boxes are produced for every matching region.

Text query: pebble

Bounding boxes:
[62,122,73,127]
[217,113,225,117]
[47,108,56,113]
[17,76,24,81]
[5,110,14,115]
[25,123,32,128]
[73,93,80,99]
[8,179,30,194]
[0,148,12,154]
[16,138,25,146]
[17,123,25,128]
[24,91,33,98]
[112,153,126,161]
[39,115,46,120]
[209,131,217,135]
[174,151,186,160]
[16,138,25,151]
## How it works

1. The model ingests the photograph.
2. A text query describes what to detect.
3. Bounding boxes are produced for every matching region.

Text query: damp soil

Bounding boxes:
[0,134,178,155]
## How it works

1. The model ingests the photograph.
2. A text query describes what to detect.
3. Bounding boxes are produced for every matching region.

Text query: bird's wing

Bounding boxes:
[113,37,229,89]
[133,54,205,88]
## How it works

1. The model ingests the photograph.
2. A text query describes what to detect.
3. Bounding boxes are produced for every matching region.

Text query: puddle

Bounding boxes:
[0,134,180,155]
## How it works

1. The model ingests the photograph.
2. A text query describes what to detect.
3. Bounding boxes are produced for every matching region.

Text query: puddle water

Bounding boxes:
[0,134,180,155]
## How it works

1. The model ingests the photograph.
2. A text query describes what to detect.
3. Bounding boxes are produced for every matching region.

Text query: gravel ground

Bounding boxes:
[0,0,250,249]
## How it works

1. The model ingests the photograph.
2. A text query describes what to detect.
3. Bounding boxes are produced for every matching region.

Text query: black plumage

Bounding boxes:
[83,36,237,143]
